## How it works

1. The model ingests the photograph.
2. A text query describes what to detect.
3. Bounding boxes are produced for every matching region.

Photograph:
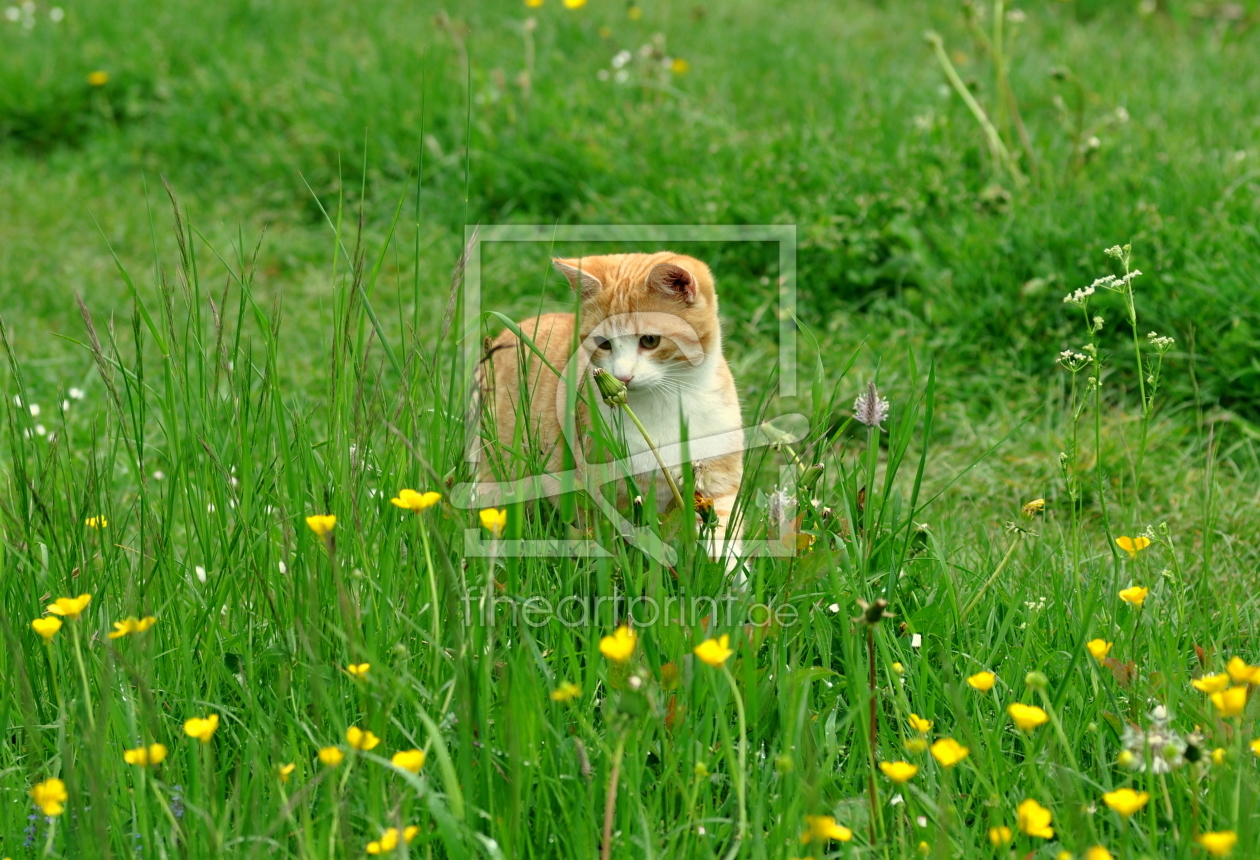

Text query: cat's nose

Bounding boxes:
[614,372,634,384]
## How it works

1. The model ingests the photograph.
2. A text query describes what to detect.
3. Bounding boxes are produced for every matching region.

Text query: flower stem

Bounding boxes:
[601,733,628,860]
[418,517,442,649]
[959,532,1021,622]
[866,625,879,844]
[720,666,748,860]
[70,621,95,730]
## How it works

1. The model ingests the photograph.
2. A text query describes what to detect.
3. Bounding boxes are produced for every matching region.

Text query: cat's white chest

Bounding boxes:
[593,362,741,502]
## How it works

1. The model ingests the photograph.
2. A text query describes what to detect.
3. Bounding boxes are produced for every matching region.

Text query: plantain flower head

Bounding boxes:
[853,381,890,430]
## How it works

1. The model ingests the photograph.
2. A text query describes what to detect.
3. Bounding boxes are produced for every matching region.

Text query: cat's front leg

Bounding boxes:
[694,454,744,568]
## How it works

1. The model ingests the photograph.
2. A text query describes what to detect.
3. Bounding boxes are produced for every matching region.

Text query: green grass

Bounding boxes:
[2,0,1260,857]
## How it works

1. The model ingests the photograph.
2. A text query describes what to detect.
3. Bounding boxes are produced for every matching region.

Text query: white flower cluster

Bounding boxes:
[1057,349,1089,372]
[1147,331,1175,353]
[1063,282,1097,305]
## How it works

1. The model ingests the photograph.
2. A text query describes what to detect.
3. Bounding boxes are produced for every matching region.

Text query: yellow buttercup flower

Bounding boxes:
[306,514,336,537]
[988,826,1013,847]
[930,738,969,767]
[87,70,109,86]
[85,515,108,528]
[108,616,156,639]
[1197,831,1238,857]
[1016,798,1054,839]
[123,743,168,767]
[694,634,733,667]
[1084,848,1114,860]
[967,671,996,692]
[392,749,427,773]
[1211,747,1227,765]
[1101,787,1149,817]
[800,815,853,843]
[1008,703,1050,731]
[48,594,92,619]
[345,663,370,679]
[32,616,62,641]
[1086,639,1112,661]
[878,761,918,783]
[525,0,543,7]
[318,746,344,766]
[1193,673,1232,694]
[627,5,642,19]
[904,737,928,754]
[1022,498,1045,516]
[184,714,219,743]
[1250,738,1260,758]
[30,778,68,816]
[279,763,296,782]
[1226,656,1260,685]
[550,681,581,702]
[599,625,637,663]
[671,58,690,75]
[1115,535,1150,559]
[390,489,442,512]
[563,0,586,7]
[1210,686,1248,718]
[346,726,380,751]
[479,507,508,537]
[891,661,905,675]
[366,826,419,854]
[907,713,933,734]
[1118,585,1148,607]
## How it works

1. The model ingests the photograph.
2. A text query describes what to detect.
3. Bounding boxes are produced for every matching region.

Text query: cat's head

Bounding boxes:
[553,252,721,392]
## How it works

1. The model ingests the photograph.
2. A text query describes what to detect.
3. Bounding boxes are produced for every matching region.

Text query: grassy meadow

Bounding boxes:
[2,0,1260,857]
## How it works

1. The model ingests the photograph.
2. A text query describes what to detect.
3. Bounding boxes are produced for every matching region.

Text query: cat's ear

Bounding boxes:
[646,262,697,303]
[553,258,603,298]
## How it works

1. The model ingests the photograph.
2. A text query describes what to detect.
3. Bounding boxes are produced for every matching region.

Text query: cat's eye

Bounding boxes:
[639,334,660,350]
[593,336,612,351]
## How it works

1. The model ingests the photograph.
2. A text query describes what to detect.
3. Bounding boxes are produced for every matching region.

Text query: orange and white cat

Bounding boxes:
[477,251,744,555]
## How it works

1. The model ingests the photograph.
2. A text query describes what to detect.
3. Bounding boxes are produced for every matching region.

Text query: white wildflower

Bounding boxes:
[49,5,62,21]
[28,403,40,416]
[69,387,85,399]
[611,49,631,69]
[195,565,207,583]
